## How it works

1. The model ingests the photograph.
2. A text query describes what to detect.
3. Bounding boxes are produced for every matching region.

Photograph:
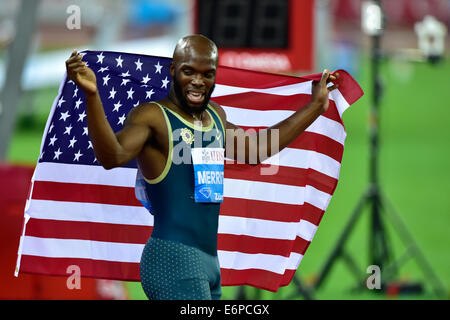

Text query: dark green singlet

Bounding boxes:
[139,102,225,300]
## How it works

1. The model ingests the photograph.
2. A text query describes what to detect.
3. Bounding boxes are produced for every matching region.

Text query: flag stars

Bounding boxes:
[74,98,83,109]
[113,101,122,112]
[73,150,83,162]
[78,111,87,122]
[118,114,126,125]
[146,89,155,99]
[73,87,78,98]
[68,136,77,148]
[154,61,163,74]
[108,87,117,99]
[135,58,143,71]
[97,52,105,64]
[115,55,123,68]
[161,76,170,89]
[121,78,131,86]
[53,148,62,160]
[126,87,135,100]
[88,141,93,149]
[64,125,73,135]
[98,66,109,73]
[142,74,151,85]
[48,123,54,133]
[49,134,57,146]
[120,70,131,78]
[103,74,111,86]
[83,127,89,135]
[57,96,66,107]
[60,111,71,121]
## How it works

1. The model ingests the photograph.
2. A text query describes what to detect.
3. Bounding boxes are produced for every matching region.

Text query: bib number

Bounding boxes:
[192,148,224,203]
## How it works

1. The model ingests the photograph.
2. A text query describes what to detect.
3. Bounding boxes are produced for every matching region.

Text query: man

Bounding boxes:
[65,34,339,300]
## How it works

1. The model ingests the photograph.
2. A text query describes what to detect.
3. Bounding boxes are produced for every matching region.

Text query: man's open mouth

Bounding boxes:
[186,90,205,104]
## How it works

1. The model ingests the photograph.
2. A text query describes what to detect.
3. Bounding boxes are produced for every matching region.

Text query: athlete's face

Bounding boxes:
[170,42,217,114]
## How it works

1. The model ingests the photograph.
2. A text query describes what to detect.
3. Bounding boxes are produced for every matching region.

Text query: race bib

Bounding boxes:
[191,148,224,203]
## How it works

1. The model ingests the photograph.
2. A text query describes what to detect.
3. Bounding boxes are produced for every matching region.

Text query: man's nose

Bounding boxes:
[191,74,204,87]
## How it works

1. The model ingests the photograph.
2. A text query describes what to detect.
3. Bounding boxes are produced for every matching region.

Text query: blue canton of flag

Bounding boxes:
[39,51,172,168]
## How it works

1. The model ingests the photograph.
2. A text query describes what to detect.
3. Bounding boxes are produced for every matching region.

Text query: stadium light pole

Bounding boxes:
[309,0,446,297]
[0,0,40,161]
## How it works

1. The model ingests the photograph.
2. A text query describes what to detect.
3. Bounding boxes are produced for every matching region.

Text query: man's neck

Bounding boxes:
[167,89,206,121]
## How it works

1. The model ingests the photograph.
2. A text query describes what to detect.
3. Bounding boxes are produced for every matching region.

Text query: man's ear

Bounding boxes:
[169,62,175,77]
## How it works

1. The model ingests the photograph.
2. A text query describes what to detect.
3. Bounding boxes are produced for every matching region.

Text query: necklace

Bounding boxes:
[192,111,203,122]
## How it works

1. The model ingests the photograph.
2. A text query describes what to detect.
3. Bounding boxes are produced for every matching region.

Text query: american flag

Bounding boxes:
[15,50,363,292]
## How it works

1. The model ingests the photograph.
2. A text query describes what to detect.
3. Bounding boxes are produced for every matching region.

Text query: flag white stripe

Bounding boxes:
[21,236,144,263]
[33,162,138,187]
[27,199,320,241]
[330,89,351,118]
[26,199,153,226]
[20,235,303,274]
[33,148,340,188]
[224,179,303,205]
[222,106,346,145]
[224,178,331,208]
[218,250,303,274]
[305,115,347,145]
[261,148,341,179]
[213,81,312,97]
[218,216,318,241]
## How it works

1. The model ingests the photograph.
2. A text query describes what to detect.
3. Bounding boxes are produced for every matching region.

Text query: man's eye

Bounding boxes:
[183,69,193,75]
[205,72,214,79]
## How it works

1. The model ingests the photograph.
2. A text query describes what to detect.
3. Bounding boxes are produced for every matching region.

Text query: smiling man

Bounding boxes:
[65,34,339,300]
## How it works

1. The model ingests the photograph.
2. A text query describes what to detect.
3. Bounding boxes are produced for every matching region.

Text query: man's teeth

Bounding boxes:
[187,91,204,102]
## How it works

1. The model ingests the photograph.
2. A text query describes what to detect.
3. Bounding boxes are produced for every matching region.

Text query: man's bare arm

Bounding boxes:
[65,51,152,169]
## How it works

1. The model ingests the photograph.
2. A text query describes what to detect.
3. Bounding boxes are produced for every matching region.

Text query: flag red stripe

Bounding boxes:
[31,181,142,206]
[220,268,297,292]
[220,199,325,225]
[291,131,344,162]
[326,69,364,105]
[216,66,308,89]
[212,94,344,126]
[225,165,338,194]
[30,182,328,224]
[31,168,336,209]
[217,68,363,106]
[25,219,152,244]
[24,218,311,257]
[225,129,344,163]
[19,254,297,291]
[218,234,310,256]
[19,255,140,281]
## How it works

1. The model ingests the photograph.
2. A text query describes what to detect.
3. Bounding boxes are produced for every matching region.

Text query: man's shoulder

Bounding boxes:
[208,100,226,120]
[124,100,165,125]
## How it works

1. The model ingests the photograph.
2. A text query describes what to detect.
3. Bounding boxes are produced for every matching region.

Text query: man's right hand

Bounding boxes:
[65,50,97,95]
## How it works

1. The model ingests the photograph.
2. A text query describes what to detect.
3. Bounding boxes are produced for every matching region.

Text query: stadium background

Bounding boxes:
[0,0,448,299]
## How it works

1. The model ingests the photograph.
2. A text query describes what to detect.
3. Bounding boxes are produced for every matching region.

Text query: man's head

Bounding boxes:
[169,34,218,115]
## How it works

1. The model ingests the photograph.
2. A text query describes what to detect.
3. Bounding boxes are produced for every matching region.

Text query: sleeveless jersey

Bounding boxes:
[140,102,225,256]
